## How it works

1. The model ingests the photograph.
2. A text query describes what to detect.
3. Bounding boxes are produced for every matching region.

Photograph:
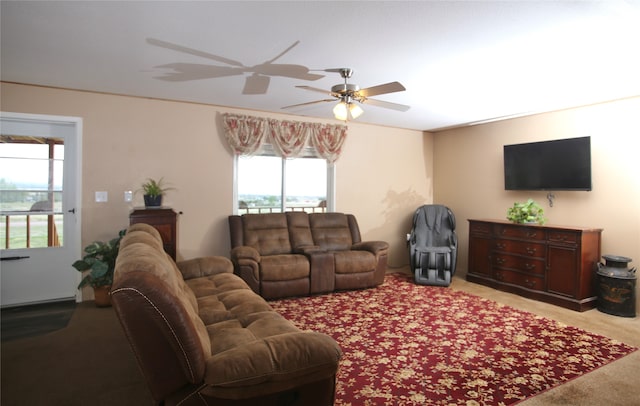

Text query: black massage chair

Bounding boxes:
[408,204,458,287]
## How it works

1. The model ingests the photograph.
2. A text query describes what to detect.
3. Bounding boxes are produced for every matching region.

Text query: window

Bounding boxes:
[235,146,334,214]
[0,137,64,249]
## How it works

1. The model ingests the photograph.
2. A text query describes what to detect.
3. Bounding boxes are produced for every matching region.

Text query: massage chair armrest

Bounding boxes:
[352,240,389,255]
[177,256,234,280]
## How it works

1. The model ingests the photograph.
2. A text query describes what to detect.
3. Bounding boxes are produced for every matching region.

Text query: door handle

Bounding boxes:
[68,208,76,214]
[1,256,30,261]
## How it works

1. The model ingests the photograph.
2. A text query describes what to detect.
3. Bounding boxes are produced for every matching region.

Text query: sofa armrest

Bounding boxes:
[230,246,261,294]
[352,240,389,255]
[203,331,342,398]
[230,246,261,263]
[177,256,234,280]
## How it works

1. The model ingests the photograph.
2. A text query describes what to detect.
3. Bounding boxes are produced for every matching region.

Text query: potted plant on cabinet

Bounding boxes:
[72,229,126,307]
[140,177,174,207]
[506,198,546,225]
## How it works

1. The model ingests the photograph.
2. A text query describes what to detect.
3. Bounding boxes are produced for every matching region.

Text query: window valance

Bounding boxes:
[222,113,347,163]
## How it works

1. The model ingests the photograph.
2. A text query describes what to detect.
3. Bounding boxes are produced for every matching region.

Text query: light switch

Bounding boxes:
[95,191,108,202]
[124,190,133,202]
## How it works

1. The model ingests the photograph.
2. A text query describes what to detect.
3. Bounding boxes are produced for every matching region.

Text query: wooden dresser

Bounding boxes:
[467,219,602,311]
[129,208,177,260]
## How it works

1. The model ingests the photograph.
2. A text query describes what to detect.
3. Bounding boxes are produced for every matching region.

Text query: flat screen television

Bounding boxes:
[503,136,592,191]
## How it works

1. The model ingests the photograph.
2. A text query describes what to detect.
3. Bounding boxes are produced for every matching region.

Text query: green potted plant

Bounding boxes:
[139,177,174,207]
[72,229,126,307]
[506,198,546,225]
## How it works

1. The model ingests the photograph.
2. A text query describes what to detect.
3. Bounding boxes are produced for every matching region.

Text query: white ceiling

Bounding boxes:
[2,1,639,131]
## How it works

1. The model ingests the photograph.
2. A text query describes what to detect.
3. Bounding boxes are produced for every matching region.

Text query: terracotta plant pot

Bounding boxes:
[93,285,112,307]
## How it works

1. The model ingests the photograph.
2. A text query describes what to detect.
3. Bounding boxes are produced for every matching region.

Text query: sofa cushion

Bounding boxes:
[334,250,376,274]
[242,213,292,255]
[309,213,353,251]
[115,233,212,358]
[196,287,274,326]
[260,254,310,281]
[117,237,199,314]
[286,211,315,250]
[185,272,249,298]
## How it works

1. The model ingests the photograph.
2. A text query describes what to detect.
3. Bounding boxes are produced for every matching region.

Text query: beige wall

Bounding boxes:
[1,82,431,276]
[433,97,640,310]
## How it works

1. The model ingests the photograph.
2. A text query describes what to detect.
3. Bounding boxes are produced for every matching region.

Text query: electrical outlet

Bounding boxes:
[95,191,108,202]
[124,190,133,202]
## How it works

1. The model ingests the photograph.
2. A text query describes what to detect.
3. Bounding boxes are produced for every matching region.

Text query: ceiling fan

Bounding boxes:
[147,38,324,95]
[283,68,410,121]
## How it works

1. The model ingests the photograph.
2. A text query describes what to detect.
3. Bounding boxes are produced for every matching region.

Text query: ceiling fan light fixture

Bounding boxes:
[349,103,364,119]
[333,99,364,121]
[333,101,349,121]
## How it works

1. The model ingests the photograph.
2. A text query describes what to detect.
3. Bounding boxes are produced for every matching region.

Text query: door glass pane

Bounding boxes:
[238,155,282,214]
[285,158,327,213]
[0,137,64,249]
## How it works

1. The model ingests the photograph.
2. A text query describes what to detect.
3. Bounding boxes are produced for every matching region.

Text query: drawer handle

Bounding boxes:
[526,247,537,255]
[524,279,535,288]
[526,231,537,237]
[497,242,506,249]
[496,257,506,265]
[524,263,535,270]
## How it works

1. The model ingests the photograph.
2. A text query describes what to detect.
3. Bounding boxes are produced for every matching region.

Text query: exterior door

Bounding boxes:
[0,112,82,307]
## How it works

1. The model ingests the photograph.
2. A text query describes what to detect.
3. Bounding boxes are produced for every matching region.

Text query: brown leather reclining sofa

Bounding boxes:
[228,212,389,299]
[111,223,342,406]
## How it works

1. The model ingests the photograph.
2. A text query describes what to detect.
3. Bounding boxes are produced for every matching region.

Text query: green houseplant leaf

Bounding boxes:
[72,229,126,288]
[139,177,174,198]
[506,199,546,225]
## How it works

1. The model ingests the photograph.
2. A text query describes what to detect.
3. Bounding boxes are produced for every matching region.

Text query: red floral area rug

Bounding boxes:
[270,273,637,406]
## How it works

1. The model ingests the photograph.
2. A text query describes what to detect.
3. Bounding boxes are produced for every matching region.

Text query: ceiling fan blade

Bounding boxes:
[362,98,411,112]
[147,38,246,67]
[359,81,406,98]
[282,99,335,109]
[295,85,334,95]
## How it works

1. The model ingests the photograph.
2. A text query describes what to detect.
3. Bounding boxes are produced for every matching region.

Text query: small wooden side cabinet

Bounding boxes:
[129,208,177,260]
[467,219,602,312]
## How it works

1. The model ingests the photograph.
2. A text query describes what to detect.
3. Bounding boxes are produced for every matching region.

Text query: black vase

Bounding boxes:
[144,194,162,207]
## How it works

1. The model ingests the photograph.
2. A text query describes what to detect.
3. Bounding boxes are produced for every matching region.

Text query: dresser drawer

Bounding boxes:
[495,239,546,258]
[494,269,544,290]
[493,254,545,276]
[470,221,492,235]
[494,224,546,241]
[548,230,578,244]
